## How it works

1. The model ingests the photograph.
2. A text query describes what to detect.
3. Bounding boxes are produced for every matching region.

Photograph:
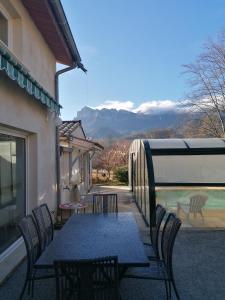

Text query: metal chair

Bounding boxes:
[144,204,166,260]
[124,213,182,300]
[33,203,54,251]
[18,215,54,300]
[177,194,207,221]
[93,194,118,213]
[54,256,120,300]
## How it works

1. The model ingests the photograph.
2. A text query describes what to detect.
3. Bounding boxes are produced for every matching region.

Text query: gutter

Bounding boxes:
[49,0,87,72]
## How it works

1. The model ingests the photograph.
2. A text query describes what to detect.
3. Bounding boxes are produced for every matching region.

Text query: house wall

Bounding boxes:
[0,0,59,282]
[0,0,56,96]
[0,73,58,283]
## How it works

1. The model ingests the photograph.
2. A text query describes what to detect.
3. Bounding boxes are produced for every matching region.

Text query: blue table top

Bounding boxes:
[35,212,149,268]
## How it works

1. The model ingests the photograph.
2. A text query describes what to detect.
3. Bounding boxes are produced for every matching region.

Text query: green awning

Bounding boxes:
[0,47,61,114]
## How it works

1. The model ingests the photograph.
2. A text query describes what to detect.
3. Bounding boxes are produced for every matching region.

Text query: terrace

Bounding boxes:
[0,185,225,300]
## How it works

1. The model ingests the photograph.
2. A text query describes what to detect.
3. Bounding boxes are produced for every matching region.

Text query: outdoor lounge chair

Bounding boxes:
[33,203,54,251]
[143,204,166,260]
[54,256,120,300]
[18,215,54,300]
[123,213,182,300]
[177,194,207,221]
[93,194,118,213]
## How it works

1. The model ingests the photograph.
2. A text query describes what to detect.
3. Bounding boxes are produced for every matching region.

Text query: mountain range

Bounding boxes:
[75,106,192,139]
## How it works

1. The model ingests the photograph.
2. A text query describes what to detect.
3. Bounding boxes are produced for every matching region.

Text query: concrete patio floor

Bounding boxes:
[1,185,225,299]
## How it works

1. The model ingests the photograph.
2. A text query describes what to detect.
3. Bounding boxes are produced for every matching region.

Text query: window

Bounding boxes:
[0,11,8,45]
[0,133,26,255]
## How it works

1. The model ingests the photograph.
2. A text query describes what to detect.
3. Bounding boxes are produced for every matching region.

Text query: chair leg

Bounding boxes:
[171,278,180,300]
[20,261,31,300]
[30,268,37,298]
[200,211,204,223]
[27,278,31,296]
[164,280,169,300]
[31,277,35,297]
[168,281,172,298]
[19,277,28,300]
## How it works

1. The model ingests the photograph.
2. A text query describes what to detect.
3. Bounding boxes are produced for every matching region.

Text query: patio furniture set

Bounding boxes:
[17,194,182,300]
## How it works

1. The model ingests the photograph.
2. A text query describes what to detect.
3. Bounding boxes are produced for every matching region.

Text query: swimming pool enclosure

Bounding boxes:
[128,138,225,228]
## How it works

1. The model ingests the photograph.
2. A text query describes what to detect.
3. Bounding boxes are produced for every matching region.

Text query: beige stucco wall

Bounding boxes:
[0,0,56,97]
[0,73,58,283]
[0,74,57,212]
[0,0,67,282]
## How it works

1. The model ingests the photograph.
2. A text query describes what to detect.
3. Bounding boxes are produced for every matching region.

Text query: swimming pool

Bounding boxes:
[156,188,225,209]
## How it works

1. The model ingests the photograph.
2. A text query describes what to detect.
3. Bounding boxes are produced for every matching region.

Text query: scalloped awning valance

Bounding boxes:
[0,47,61,114]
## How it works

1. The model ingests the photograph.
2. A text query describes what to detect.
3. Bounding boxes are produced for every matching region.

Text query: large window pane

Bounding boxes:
[0,12,8,46]
[0,133,25,254]
[153,155,225,183]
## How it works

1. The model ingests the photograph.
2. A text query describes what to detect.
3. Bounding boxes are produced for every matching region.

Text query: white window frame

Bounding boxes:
[0,5,12,49]
[0,126,28,260]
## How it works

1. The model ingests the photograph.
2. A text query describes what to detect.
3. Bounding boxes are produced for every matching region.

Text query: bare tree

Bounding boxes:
[93,140,130,173]
[183,31,225,137]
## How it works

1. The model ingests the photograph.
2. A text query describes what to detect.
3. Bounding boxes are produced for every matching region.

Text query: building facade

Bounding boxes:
[0,0,84,282]
[59,121,103,204]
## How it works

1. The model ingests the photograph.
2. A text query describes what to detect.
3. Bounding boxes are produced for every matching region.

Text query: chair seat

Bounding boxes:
[124,261,169,280]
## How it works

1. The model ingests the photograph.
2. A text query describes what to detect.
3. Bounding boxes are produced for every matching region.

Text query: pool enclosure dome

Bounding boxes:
[129,138,225,227]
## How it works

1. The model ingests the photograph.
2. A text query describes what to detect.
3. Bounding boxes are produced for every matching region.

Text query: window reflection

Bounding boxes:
[156,187,225,228]
[0,12,8,46]
[0,133,25,254]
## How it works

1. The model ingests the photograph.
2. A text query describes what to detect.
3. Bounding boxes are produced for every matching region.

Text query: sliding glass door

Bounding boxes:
[0,133,26,255]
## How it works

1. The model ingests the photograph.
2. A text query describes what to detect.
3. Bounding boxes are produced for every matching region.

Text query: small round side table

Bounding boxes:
[59,202,88,223]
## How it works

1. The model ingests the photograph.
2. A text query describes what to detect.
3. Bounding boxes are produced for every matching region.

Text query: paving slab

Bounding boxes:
[1,185,225,300]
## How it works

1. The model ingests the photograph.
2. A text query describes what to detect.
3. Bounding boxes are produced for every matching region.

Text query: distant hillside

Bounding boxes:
[75,106,193,139]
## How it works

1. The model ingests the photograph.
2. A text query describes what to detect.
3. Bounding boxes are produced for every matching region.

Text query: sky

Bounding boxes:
[60,0,225,119]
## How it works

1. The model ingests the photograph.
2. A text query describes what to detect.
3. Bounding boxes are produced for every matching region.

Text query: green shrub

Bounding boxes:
[115,166,128,184]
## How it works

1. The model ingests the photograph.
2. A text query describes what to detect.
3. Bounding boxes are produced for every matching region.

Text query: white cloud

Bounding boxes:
[93,99,182,114]
[95,100,134,111]
[134,100,178,114]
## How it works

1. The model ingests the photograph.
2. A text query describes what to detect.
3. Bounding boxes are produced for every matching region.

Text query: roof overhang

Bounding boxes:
[21,0,86,70]
[60,136,103,152]
[71,137,103,152]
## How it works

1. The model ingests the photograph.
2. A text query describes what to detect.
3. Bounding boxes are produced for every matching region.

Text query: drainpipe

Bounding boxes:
[55,64,77,212]
[48,0,87,215]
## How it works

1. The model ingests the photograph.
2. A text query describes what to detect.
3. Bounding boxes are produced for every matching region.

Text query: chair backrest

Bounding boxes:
[93,194,118,213]
[150,204,166,258]
[161,213,181,278]
[18,215,40,275]
[189,195,207,213]
[33,204,54,251]
[54,256,119,300]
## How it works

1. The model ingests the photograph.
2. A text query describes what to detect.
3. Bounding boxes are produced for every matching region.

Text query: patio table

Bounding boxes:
[35,212,149,274]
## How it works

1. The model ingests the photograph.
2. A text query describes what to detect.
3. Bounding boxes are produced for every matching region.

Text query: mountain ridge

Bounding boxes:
[75,106,191,138]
